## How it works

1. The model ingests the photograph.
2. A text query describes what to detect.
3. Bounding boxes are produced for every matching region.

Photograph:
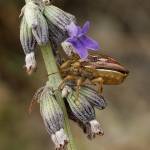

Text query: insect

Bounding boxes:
[59,53,129,99]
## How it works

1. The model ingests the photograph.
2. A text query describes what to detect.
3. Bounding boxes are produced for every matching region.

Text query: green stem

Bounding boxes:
[40,43,77,150]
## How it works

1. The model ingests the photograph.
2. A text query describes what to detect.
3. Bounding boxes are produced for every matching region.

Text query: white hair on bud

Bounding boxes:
[25,52,37,74]
[61,85,72,98]
[61,41,76,56]
[51,128,68,149]
[89,120,104,135]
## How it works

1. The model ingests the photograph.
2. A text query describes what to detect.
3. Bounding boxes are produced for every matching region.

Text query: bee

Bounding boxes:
[59,53,129,99]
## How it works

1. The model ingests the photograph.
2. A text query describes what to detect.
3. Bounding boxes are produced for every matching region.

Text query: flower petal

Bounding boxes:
[81,21,90,34]
[80,35,100,50]
[67,38,88,59]
[66,22,78,37]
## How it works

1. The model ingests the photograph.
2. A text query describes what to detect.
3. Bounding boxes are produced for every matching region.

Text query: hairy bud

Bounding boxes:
[63,84,105,139]
[79,86,107,110]
[38,86,68,149]
[23,1,49,45]
[20,16,36,54]
[66,90,95,123]
[43,5,76,49]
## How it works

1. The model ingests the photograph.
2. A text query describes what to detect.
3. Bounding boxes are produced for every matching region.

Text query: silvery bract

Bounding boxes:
[61,41,76,56]
[66,90,95,123]
[62,84,107,110]
[79,86,107,110]
[65,87,104,139]
[20,16,37,74]
[20,16,36,54]
[37,86,68,149]
[23,1,49,45]
[44,5,76,50]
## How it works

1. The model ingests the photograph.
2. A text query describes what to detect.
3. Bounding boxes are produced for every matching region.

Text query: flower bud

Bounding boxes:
[20,16,36,54]
[64,85,104,139]
[25,52,37,75]
[66,89,95,124]
[44,5,76,49]
[39,86,68,149]
[79,86,107,110]
[62,82,107,110]
[44,5,76,31]
[24,1,49,45]
[24,2,41,29]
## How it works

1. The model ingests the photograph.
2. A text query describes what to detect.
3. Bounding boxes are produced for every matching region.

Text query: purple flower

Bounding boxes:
[65,21,100,59]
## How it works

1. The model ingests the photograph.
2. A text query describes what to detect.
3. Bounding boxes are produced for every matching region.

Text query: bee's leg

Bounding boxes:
[75,78,84,103]
[58,75,77,90]
[60,60,71,69]
[91,77,104,94]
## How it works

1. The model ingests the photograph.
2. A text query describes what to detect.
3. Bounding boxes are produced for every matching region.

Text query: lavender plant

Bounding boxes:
[19,0,108,150]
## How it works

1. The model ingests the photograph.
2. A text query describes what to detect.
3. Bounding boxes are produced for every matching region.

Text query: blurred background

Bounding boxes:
[0,0,150,150]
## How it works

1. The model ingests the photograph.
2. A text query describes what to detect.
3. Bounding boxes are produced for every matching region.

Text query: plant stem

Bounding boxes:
[40,43,77,150]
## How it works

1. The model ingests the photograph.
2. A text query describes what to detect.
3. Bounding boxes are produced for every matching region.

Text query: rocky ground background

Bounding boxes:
[0,0,150,150]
